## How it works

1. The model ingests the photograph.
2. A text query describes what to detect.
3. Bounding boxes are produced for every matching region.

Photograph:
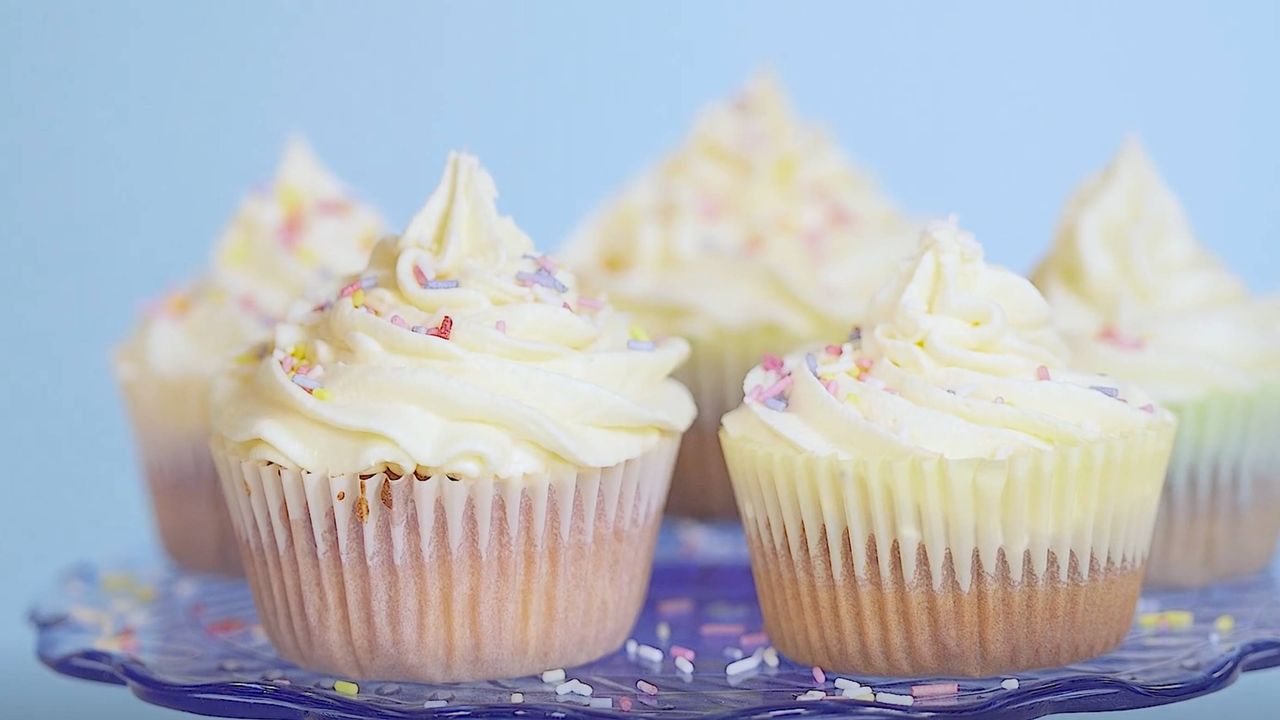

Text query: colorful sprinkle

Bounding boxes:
[761,647,780,668]
[351,289,365,308]
[422,699,448,709]
[426,315,453,339]
[876,692,914,707]
[588,697,611,708]
[1099,326,1145,350]
[510,692,524,704]
[541,668,566,684]
[412,265,428,288]
[291,374,321,391]
[805,353,819,375]
[625,638,638,658]
[390,314,407,328]
[761,375,794,399]
[739,632,768,649]
[912,682,958,697]
[629,325,651,342]
[426,279,458,290]
[834,678,860,691]
[656,621,671,643]
[670,645,696,662]
[657,597,694,615]
[725,654,761,676]
[812,666,826,685]
[333,680,359,696]
[578,296,603,310]
[360,276,378,290]
[823,379,839,396]
[628,339,656,351]
[1090,385,1120,398]
[762,353,784,372]
[619,696,633,711]
[637,644,663,663]
[674,656,694,674]
[1165,610,1194,629]
[1141,403,1155,413]
[636,680,658,696]
[762,397,787,412]
[1215,614,1236,633]
[1036,365,1051,381]
[411,325,430,334]
[495,320,507,333]
[1001,678,1020,690]
[849,326,862,343]
[855,357,873,371]
[797,690,826,702]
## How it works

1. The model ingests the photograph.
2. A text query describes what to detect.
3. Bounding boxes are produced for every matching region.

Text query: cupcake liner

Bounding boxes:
[721,425,1174,676]
[667,328,801,519]
[212,434,679,683]
[120,375,242,576]
[1145,386,1280,588]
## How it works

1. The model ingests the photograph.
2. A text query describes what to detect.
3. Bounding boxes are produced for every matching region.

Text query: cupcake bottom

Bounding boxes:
[123,379,241,576]
[214,435,678,683]
[748,529,1142,677]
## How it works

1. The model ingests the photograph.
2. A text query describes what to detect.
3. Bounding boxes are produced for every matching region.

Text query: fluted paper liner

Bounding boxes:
[1146,385,1280,588]
[120,375,242,576]
[668,327,805,519]
[212,434,679,683]
[721,424,1174,676]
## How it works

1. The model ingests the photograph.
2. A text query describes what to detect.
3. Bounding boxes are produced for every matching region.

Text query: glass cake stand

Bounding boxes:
[29,520,1280,719]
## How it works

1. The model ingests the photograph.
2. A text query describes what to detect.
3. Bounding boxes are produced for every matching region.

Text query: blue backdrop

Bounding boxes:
[3,2,1277,717]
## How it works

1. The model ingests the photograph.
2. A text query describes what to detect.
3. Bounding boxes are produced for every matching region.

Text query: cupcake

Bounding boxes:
[1033,139,1280,588]
[209,153,695,682]
[721,219,1176,676]
[566,72,913,519]
[116,139,382,575]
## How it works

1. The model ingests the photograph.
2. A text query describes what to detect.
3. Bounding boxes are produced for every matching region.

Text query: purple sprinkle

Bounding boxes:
[849,326,862,343]
[627,340,655,351]
[411,325,430,334]
[805,352,818,375]
[359,276,378,290]
[425,279,459,290]
[291,374,321,390]
[1090,385,1120,398]
[762,397,788,412]
[515,269,568,293]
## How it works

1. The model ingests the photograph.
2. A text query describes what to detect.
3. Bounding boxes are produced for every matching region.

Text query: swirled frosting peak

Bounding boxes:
[212,152,697,479]
[722,218,1172,460]
[118,138,383,381]
[1033,139,1280,402]
[565,71,914,339]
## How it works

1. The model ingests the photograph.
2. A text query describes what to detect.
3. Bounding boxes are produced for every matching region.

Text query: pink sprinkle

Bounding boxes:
[855,357,873,371]
[412,265,428,288]
[911,682,958,698]
[812,667,826,685]
[825,344,842,356]
[314,198,348,215]
[619,696,633,712]
[578,296,603,310]
[636,680,658,696]
[699,623,745,637]
[390,314,407,328]
[282,356,296,374]
[294,364,311,376]
[1141,403,1155,413]
[670,645,696,662]
[884,387,900,396]
[657,597,694,615]
[747,385,765,403]
[536,255,557,272]
[762,353,784,372]
[338,280,360,298]
[495,320,507,334]
[739,632,769,649]
[824,379,839,396]
[1036,365,1051,381]
[761,375,793,399]
[1099,326,1146,350]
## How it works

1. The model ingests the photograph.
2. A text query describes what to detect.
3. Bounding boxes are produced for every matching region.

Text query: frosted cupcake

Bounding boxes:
[567,72,913,518]
[721,220,1176,676]
[1034,140,1280,588]
[210,153,695,682]
[116,139,382,575]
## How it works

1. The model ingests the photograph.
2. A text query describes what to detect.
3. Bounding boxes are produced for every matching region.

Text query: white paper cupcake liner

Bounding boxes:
[120,376,242,575]
[721,423,1174,676]
[212,434,679,683]
[1146,386,1280,588]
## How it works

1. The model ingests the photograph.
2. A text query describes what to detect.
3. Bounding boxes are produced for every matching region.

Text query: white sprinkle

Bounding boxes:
[675,656,694,674]
[656,621,671,643]
[797,690,826,701]
[723,646,744,660]
[541,668,566,684]
[1001,678,1020,690]
[876,692,914,707]
[588,697,611,708]
[834,678,861,691]
[842,686,873,700]
[726,654,761,676]
[423,700,448,708]
[510,693,524,704]
[554,680,577,695]
[625,638,638,658]
[637,644,664,663]
[762,646,780,668]
[569,681,593,697]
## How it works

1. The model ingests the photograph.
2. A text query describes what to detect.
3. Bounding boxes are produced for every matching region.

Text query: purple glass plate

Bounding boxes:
[29,520,1280,719]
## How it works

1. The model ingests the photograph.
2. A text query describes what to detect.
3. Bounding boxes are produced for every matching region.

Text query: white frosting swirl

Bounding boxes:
[1033,139,1280,403]
[213,153,696,479]
[723,219,1172,459]
[118,138,383,380]
[566,72,914,339]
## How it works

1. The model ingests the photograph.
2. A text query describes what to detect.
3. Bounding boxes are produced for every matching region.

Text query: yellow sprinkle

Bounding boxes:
[1138,612,1162,630]
[1215,614,1235,633]
[101,573,133,593]
[352,289,365,308]
[133,585,155,603]
[236,351,259,365]
[333,680,358,696]
[288,344,307,359]
[277,184,303,217]
[1165,610,1194,630]
[312,388,331,401]
[629,325,650,342]
[220,230,252,268]
[774,155,797,185]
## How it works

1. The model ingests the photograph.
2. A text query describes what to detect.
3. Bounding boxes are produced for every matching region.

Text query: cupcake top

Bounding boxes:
[212,153,696,479]
[1033,139,1280,404]
[565,72,913,339]
[118,139,383,381]
[722,219,1173,460]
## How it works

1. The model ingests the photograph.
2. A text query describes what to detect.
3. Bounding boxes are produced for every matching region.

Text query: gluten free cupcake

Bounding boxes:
[210,153,695,682]
[1034,139,1280,588]
[566,72,913,519]
[116,139,382,575]
[721,219,1176,676]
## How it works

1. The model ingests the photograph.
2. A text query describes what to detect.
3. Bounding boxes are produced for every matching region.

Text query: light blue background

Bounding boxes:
[3,1,1278,717]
